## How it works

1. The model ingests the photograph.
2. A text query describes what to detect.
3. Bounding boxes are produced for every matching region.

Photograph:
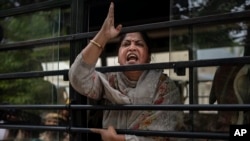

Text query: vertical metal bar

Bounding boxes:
[69,0,89,140]
[187,28,194,141]
[188,24,199,140]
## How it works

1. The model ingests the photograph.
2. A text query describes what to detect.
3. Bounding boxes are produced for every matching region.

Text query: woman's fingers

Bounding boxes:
[90,126,117,134]
[90,128,102,134]
[116,24,122,32]
[108,2,114,20]
[107,126,116,133]
[90,126,122,141]
[102,2,122,39]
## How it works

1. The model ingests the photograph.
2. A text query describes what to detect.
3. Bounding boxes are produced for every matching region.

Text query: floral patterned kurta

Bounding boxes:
[69,54,184,141]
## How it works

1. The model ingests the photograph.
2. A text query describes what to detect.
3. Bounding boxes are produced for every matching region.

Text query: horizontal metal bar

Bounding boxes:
[0,124,66,131]
[0,104,67,110]
[0,31,97,51]
[96,56,250,73]
[1,104,250,111]
[121,9,250,33]
[71,104,250,111]
[0,124,229,140]
[0,0,70,18]
[0,57,249,80]
[0,69,68,80]
[1,10,250,50]
[115,129,228,140]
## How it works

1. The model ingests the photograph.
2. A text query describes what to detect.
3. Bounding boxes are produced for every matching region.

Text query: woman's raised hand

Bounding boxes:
[79,2,122,65]
[100,2,122,41]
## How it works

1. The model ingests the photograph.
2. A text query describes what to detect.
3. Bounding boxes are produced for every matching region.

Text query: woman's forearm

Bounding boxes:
[81,31,109,65]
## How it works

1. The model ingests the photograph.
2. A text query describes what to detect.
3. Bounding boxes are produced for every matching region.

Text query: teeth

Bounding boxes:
[127,53,138,61]
[128,54,136,58]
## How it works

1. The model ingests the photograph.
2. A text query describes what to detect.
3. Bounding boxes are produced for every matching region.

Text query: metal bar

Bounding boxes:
[0,124,66,131]
[0,32,96,51]
[69,0,89,140]
[0,124,229,140]
[1,104,250,111]
[115,129,228,140]
[0,69,68,80]
[0,56,249,80]
[0,104,66,110]
[96,56,250,72]
[1,10,250,50]
[0,0,70,18]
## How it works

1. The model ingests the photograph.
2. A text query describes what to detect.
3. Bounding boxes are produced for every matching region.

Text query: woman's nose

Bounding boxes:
[128,44,136,51]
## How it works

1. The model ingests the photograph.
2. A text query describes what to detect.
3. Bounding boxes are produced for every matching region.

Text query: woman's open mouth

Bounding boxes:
[127,53,138,64]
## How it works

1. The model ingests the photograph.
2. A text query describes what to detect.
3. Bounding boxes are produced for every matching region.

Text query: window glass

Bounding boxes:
[171,0,249,20]
[0,8,70,43]
[0,5,70,141]
[169,0,250,133]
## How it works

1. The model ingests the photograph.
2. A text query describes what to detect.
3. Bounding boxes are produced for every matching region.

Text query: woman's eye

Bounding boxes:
[122,42,130,47]
[136,43,144,47]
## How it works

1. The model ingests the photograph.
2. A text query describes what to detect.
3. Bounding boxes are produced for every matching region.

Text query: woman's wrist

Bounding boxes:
[91,31,109,50]
[89,40,103,50]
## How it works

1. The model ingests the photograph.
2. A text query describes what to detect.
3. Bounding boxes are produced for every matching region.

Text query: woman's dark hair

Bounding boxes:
[117,31,152,56]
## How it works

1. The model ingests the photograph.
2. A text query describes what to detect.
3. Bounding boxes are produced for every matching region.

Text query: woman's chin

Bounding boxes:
[126,60,138,65]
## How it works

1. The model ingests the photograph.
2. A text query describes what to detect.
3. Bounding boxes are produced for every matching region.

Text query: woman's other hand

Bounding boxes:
[91,126,125,141]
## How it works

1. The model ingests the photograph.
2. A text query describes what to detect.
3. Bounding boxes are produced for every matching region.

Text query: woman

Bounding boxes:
[69,2,184,141]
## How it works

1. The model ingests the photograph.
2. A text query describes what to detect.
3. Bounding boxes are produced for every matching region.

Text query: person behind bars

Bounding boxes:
[68,2,186,141]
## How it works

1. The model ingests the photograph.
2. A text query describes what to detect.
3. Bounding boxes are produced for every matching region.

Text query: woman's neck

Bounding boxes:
[124,71,143,81]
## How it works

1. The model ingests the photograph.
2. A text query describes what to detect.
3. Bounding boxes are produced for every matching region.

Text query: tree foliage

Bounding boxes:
[171,0,247,50]
[0,49,57,104]
[0,5,62,105]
